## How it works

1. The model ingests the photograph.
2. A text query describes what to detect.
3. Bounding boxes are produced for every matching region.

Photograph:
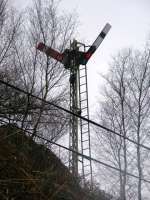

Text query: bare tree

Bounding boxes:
[94,50,131,200]
[0,1,24,121]
[126,47,150,200]
[24,0,76,140]
[95,45,150,199]
[0,0,77,142]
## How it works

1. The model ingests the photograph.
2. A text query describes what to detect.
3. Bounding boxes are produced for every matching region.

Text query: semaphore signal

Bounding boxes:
[36,23,111,187]
[37,23,111,66]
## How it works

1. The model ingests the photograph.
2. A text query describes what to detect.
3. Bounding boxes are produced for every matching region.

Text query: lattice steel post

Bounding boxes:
[36,23,111,186]
[69,40,80,177]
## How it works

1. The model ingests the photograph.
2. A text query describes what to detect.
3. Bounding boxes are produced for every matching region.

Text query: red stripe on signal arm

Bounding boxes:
[37,42,63,62]
[85,52,92,60]
[37,42,45,51]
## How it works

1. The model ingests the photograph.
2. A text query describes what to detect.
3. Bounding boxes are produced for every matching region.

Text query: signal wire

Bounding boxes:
[0,118,150,184]
[0,79,150,153]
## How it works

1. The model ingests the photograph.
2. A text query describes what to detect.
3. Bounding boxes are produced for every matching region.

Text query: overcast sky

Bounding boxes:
[13,0,150,112]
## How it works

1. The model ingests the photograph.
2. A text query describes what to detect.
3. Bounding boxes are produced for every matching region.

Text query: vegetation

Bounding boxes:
[95,45,150,199]
[0,0,76,140]
[0,124,111,200]
[1,0,149,199]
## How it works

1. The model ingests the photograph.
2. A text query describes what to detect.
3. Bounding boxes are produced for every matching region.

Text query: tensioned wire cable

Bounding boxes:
[0,118,150,184]
[0,79,150,153]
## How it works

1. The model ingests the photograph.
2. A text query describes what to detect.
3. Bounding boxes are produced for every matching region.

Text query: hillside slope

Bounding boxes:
[0,124,111,200]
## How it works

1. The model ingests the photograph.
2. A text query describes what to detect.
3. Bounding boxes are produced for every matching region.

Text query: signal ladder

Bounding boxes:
[78,60,93,186]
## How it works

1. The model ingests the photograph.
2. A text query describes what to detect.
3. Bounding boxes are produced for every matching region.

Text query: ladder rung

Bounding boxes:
[81,108,88,111]
[80,91,86,94]
[80,83,86,86]
[80,99,87,102]
[81,123,88,126]
[81,138,89,142]
[81,131,89,134]
[82,139,89,143]
[80,67,86,70]
[80,75,86,79]
[83,148,89,151]
[81,131,89,135]
[81,108,88,112]
[81,107,88,110]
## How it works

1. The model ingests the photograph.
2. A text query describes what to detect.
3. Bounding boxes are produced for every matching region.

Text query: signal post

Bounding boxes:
[36,23,111,186]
